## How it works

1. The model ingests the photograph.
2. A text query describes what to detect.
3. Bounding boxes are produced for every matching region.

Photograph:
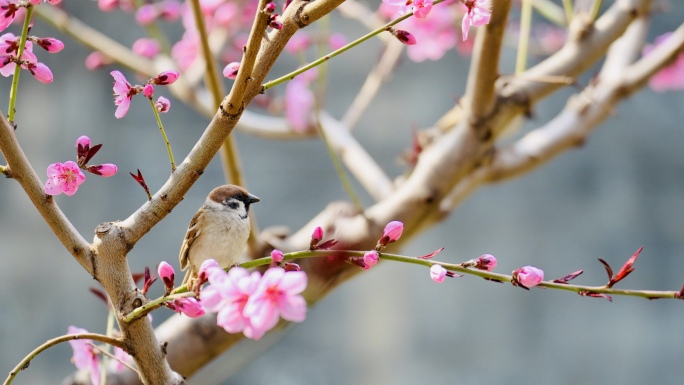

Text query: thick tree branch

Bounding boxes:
[463,0,511,135]
[440,22,684,213]
[0,113,92,274]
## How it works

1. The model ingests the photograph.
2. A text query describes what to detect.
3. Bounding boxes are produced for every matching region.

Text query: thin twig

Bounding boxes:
[4,333,124,385]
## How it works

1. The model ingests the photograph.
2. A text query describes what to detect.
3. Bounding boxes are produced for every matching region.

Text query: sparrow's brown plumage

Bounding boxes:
[179,185,259,286]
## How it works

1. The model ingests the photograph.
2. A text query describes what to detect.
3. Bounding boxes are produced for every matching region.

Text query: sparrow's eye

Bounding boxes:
[227,201,239,210]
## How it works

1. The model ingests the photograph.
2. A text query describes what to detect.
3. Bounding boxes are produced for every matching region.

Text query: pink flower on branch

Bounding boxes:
[382,0,433,18]
[201,267,264,339]
[243,267,307,338]
[45,161,86,196]
[0,1,20,32]
[111,70,136,118]
[461,0,491,41]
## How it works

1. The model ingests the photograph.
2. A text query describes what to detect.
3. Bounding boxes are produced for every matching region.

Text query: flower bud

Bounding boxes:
[309,226,323,249]
[223,62,240,80]
[143,84,155,98]
[154,70,180,85]
[198,259,220,283]
[76,136,91,158]
[474,254,497,271]
[377,220,404,248]
[263,2,276,13]
[36,37,64,53]
[515,266,544,288]
[28,62,53,84]
[91,163,118,177]
[268,14,282,30]
[271,249,284,263]
[430,264,447,283]
[392,29,416,45]
[363,250,379,269]
[174,297,205,318]
[155,96,170,112]
[158,261,175,291]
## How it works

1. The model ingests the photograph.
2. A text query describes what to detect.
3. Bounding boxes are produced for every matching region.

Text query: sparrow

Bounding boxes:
[179,184,260,288]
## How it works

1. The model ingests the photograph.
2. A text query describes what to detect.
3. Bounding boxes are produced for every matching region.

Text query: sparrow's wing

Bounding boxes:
[179,207,204,270]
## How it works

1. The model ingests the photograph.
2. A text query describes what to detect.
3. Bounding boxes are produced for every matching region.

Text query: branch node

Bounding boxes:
[95,222,114,237]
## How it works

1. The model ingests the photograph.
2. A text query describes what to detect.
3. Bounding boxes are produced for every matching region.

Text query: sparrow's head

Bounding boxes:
[207,184,260,219]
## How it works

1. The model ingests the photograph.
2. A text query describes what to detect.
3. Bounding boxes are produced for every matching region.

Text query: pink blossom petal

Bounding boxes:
[114,95,131,119]
[278,270,307,294]
[276,293,307,322]
[199,285,224,312]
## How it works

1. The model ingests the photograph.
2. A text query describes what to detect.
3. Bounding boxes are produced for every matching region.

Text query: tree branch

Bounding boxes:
[0,113,92,274]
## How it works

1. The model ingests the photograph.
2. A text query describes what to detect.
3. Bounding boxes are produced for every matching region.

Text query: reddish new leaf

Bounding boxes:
[130,169,152,200]
[315,239,339,250]
[552,270,584,284]
[418,247,444,260]
[579,291,613,302]
[597,258,613,282]
[607,247,642,287]
[85,143,103,164]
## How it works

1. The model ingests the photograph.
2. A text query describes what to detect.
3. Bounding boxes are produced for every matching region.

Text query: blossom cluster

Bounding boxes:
[153,259,308,341]
[111,70,178,118]
[0,0,65,84]
[44,136,117,196]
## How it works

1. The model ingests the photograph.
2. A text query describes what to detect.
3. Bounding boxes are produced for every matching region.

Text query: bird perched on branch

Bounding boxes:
[179,184,260,289]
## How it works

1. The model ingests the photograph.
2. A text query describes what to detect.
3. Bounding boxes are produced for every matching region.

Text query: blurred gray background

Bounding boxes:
[1,1,684,384]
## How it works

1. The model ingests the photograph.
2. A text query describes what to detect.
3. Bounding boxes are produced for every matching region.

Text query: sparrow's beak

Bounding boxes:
[247,194,260,204]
